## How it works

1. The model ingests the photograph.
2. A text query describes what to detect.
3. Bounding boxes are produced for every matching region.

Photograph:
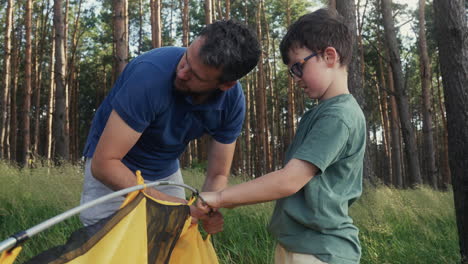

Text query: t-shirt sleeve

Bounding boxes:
[212,85,246,144]
[293,115,349,173]
[111,62,168,133]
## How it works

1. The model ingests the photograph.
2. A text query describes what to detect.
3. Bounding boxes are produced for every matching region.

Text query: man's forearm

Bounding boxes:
[91,158,186,203]
[202,174,229,192]
[91,158,138,190]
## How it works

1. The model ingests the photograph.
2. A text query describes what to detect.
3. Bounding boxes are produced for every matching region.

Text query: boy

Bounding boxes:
[199,9,366,264]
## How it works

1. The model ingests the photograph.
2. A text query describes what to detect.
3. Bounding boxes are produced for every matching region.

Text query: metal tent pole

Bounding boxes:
[0,181,199,254]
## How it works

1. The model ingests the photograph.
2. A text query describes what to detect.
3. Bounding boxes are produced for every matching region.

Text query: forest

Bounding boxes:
[0,0,467,262]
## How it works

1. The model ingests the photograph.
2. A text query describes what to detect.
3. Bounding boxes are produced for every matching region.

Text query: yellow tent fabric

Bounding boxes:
[0,173,219,264]
[169,225,218,264]
[0,246,21,264]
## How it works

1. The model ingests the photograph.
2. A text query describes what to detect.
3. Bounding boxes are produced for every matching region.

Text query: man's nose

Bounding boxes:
[177,64,191,81]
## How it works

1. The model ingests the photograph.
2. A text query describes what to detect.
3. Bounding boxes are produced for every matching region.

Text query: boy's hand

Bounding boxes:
[198,191,222,209]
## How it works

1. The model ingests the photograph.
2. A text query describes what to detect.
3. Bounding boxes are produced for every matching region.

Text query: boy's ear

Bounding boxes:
[218,81,237,91]
[323,47,340,67]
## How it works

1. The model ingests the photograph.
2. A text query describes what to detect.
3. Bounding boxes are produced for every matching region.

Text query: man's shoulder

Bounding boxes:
[131,46,185,70]
[220,82,245,107]
[227,82,244,97]
[138,46,186,60]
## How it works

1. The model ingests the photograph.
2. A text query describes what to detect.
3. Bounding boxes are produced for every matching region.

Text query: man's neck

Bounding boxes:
[191,89,221,105]
[192,94,212,104]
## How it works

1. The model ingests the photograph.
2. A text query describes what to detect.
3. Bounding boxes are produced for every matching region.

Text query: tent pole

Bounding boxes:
[0,181,199,254]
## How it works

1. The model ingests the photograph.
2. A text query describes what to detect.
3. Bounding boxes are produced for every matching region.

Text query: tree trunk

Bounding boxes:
[45,28,55,162]
[53,0,70,162]
[388,63,403,187]
[1,0,13,159]
[32,0,51,159]
[31,16,39,160]
[138,0,143,54]
[215,0,222,21]
[433,0,468,261]
[377,53,393,183]
[124,0,129,55]
[150,0,161,48]
[255,2,269,175]
[244,76,252,176]
[70,68,78,162]
[336,0,375,182]
[204,0,212,25]
[66,0,83,163]
[9,25,21,162]
[381,0,422,186]
[263,9,275,171]
[67,0,83,87]
[22,0,33,166]
[273,40,283,167]
[113,0,128,79]
[435,64,451,187]
[418,0,437,189]
[356,0,368,83]
[64,0,69,64]
[251,73,259,176]
[285,0,296,149]
[329,0,336,9]
[225,0,230,20]
[181,0,189,47]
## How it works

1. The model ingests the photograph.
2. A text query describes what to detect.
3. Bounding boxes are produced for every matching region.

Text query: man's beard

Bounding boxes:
[174,78,220,98]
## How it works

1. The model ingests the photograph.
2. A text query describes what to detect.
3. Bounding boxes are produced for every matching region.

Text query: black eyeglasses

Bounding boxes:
[288,53,318,78]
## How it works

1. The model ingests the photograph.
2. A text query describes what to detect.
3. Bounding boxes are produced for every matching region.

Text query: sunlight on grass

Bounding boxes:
[0,161,460,264]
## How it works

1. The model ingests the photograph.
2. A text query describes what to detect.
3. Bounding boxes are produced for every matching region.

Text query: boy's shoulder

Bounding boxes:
[316,94,365,126]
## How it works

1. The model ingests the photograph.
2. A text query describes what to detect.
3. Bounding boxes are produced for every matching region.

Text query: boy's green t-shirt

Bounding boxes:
[268,94,366,264]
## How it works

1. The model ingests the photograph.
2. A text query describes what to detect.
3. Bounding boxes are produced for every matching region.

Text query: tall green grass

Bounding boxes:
[0,162,460,263]
[351,184,460,264]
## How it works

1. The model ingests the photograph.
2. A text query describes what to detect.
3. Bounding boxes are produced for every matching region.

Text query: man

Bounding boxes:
[80,20,260,234]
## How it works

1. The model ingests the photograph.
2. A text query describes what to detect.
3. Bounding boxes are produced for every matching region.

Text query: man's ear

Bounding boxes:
[218,81,237,91]
[323,47,339,67]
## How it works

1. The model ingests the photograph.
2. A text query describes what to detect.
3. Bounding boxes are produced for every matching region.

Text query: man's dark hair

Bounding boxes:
[280,8,353,67]
[199,20,261,83]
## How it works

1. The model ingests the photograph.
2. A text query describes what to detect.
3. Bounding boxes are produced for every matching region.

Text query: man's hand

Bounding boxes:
[201,211,224,234]
[189,205,208,224]
[194,195,225,234]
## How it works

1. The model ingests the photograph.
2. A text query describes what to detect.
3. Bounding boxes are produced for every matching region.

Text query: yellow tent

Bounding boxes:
[0,172,218,264]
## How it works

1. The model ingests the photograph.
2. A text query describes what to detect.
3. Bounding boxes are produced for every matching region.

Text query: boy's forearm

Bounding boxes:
[218,159,317,208]
[218,169,293,207]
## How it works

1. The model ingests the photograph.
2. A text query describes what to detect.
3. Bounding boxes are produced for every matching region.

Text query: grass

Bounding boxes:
[0,161,460,263]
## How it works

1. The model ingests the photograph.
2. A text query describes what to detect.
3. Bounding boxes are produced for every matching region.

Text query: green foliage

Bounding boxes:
[0,163,460,264]
[352,184,460,263]
[0,162,83,263]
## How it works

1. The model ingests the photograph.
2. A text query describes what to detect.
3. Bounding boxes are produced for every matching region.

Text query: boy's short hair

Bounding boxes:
[280,8,353,67]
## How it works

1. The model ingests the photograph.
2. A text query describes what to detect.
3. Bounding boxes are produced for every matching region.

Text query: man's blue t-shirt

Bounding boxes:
[83,47,245,180]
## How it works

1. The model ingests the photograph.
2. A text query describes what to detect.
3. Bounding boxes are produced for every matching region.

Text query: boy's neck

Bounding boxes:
[319,67,350,101]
